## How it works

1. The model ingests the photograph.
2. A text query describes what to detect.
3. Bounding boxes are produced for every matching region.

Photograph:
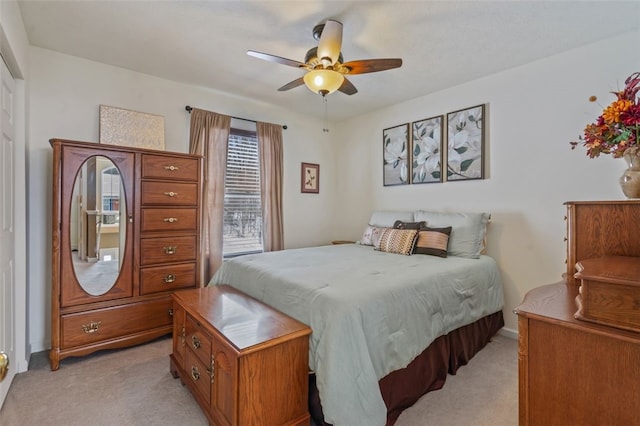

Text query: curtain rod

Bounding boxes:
[185,105,287,130]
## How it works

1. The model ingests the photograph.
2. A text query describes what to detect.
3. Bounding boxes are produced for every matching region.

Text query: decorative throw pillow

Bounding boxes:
[414,226,452,257]
[375,228,418,255]
[360,225,386,246]
[393,220,426,230]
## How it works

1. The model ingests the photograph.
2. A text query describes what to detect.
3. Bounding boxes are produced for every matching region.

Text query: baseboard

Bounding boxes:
[498,327,517,340]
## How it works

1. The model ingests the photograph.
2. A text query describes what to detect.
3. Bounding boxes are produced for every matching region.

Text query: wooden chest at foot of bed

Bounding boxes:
[170,285,312,426]
[574,256,640,333]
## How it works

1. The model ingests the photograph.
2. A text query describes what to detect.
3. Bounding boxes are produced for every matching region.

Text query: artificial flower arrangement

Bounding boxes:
[570,72,640,158]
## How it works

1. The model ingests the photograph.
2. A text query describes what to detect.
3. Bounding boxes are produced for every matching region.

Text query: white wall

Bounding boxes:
[25,28,640,350]
[27,47,338,352]
[333,29,640,334]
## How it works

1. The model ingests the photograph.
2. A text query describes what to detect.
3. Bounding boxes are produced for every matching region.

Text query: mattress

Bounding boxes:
[209,243,504,426]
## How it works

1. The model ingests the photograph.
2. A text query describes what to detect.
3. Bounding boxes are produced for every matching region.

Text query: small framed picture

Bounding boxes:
[301,162,319,193]
[383,123,410,186]
[446,104,485,181]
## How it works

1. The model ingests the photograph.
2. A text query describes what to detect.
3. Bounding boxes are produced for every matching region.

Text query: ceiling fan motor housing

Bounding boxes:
[304,47,344,69]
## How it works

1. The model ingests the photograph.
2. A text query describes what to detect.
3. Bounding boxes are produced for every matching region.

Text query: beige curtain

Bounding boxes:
[189,108,231,283]
[256,122,284,251]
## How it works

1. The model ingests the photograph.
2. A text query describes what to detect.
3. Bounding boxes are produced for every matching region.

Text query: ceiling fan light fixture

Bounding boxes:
[303,69,344,96]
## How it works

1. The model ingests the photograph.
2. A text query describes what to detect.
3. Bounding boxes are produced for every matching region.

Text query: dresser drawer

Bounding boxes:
[186,315,213,368]
[61,298,173,349]
[141,154,199,181]
[141,181,198,206]
[141,208,197,233]
[140,236,197,265]
[185,346,212,403]
[140,263,197,295]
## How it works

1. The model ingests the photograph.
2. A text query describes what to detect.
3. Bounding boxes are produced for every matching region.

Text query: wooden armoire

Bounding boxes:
[50,138,202,370]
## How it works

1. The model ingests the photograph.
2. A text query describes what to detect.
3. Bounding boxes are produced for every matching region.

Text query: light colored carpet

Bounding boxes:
[0,334,517,426]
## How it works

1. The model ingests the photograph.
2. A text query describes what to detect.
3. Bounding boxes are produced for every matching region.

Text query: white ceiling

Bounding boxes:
[17,1,640,121]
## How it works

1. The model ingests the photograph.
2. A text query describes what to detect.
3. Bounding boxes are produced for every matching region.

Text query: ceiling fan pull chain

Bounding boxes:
[323,96,330,133]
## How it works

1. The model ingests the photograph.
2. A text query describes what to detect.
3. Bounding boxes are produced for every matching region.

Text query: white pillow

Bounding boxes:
[359,225,386,246]
[413,210,490,259]
[368,210,414,228]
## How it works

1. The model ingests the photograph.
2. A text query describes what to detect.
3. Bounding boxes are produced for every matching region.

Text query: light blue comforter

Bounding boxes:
[209,244,504,426]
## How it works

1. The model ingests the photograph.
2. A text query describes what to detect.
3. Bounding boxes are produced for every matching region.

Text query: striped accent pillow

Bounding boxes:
[375,228,418,255]
[414,226,452,257]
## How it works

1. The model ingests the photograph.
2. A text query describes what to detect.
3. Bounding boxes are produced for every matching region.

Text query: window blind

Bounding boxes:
[223,130,263,257]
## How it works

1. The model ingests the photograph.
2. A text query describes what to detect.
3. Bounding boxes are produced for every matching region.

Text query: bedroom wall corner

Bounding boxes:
[334,28,640,334]
[26,47,339,352]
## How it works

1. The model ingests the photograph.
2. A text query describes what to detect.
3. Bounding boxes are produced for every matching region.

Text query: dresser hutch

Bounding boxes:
[514,200,640,425]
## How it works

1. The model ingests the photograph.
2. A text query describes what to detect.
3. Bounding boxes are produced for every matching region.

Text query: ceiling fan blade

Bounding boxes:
[317,20,343,64]
[247,50,307,69]
[340,58,403,75]
[338,77,358,95]
[278,77,305,91]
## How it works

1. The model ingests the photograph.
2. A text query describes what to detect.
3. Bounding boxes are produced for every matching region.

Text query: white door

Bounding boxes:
[0,55,17,407]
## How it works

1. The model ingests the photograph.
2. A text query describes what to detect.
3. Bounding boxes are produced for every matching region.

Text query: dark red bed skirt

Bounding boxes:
[308,310,505,426]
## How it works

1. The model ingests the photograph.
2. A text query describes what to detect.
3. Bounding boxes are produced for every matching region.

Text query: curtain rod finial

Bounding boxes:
[185,105,192,113]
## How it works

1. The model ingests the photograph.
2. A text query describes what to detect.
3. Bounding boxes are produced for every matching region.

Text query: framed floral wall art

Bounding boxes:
[301,162,319,193]
[411,115,443,183]
[446,104,485,181]
[383,123,410,186]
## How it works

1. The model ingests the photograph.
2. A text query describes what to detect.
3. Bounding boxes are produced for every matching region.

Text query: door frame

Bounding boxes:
[0,19,27,409]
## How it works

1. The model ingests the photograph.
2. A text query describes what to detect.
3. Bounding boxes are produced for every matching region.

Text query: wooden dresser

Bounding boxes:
[50,139,202,370]
[170,285,312,426]
[515,200,640,425]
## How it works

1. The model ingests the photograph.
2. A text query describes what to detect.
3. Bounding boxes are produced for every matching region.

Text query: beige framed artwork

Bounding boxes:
[99,105,165,150]
[301,162,319,193]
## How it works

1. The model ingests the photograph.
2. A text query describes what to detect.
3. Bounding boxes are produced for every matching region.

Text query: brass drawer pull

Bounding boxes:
[163,217,178,223]
[81,321,101,334]
[191,365,200,381]
[164,246,177,255]
[192,335,201,349]
[164,191,178,197]
[164,274,176,283]
[165,165,180,171]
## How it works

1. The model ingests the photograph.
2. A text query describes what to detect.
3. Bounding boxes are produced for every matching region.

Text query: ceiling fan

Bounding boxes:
[247,20,402,97]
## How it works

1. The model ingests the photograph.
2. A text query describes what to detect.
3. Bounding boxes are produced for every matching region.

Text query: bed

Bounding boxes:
[209,210,504,426]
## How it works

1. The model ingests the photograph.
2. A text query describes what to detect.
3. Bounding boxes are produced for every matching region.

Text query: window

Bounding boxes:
[101,165,120,225]
[223,128,263,257]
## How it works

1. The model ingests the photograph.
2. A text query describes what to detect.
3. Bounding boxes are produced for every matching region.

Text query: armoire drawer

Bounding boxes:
[140,263,197,295]
[141,181,198,206]
[141,208,197,232]
[140,236,197,265]
[61,298,173,349]
[141,154,199,181]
